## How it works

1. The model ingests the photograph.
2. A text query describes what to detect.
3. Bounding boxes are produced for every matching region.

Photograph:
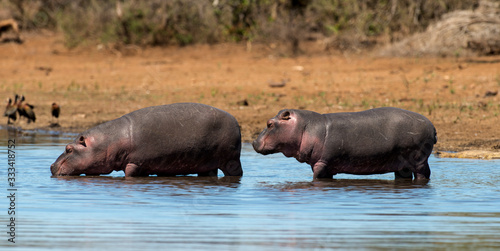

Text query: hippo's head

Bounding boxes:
[51,134,110,176]
[252,109,305,158]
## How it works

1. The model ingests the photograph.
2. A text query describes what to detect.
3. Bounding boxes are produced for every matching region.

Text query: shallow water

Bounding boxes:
[1,128,500,250]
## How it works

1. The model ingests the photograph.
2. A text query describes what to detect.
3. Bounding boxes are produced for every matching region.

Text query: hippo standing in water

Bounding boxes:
[253,107,436,179]
[51,103,243,177]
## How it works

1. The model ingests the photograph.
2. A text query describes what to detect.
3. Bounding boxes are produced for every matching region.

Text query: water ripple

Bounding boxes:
[1,132,500,250]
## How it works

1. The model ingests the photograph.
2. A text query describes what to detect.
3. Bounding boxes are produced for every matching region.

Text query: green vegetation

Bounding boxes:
[3,0,479,50]
[67,80,81,92]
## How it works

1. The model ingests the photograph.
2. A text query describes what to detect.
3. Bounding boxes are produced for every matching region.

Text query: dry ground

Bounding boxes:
[1,32,499,152]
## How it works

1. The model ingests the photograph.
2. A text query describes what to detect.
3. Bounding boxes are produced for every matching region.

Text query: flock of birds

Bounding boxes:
[4,94,60,126]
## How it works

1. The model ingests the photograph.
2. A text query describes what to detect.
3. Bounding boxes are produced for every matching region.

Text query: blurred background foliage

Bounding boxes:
[0,0,480,49]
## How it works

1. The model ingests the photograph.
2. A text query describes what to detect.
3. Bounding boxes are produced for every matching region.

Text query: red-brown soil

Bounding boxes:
[1,32,499,152]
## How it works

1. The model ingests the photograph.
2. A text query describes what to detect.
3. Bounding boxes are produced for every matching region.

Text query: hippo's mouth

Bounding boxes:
[253,142,277,155]
[257,149,275,155]
[258,146,281,156]
[50,159,67,176]
[51,166,80,176]
[50,163,60,176]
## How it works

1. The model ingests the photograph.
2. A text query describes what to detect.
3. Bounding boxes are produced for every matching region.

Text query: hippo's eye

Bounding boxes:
[66,147,73,154]
[267,122,273,129]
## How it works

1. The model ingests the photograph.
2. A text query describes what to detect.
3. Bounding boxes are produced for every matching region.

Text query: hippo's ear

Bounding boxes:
[280,111,291,120]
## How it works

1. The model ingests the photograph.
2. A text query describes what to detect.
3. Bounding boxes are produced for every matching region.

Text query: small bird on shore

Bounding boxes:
[51,102,60,126]
[17,94,36,123]
[4,97,17,124]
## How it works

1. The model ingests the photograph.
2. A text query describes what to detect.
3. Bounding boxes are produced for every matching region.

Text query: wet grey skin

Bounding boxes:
[253,107,436,180]
[51,103,243,177]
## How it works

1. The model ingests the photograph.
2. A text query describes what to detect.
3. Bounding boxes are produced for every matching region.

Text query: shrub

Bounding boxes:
[1,0,480,50]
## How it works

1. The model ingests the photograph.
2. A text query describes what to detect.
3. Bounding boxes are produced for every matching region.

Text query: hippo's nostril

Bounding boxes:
[66,145,73,154]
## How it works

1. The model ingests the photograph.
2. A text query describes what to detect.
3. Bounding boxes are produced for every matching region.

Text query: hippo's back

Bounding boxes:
[324,107,436,155]
[126,102,240,149]
[120,103,241,174]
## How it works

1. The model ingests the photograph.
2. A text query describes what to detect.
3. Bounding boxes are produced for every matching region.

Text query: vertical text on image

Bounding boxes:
[6,139,16,244]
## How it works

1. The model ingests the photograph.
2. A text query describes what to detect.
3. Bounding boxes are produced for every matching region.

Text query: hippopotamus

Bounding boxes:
[253,107,436,179]
[51,103,243,177]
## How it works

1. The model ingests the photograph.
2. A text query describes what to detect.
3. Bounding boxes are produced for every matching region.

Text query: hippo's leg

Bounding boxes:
[125,163,146,177]
[198,169,218,177]
[220,160,243,176]
[413,161,431,179]
[395,167,413,179]
[312,162,333,179]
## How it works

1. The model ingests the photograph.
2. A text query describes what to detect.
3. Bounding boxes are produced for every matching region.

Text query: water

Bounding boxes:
[1,128,500,250]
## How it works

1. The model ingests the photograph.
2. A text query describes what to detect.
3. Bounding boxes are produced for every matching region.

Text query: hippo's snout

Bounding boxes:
[50,155,64,176]
[50,163,59,176]
[252,138,274,155]
[252,138,267,154]
[252,139,260,152]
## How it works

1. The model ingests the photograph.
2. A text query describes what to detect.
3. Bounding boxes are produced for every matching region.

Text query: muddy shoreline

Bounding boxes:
[1,33,499,155]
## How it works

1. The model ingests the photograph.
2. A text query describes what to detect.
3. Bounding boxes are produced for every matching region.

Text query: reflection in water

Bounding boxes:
[2,129,500,250]
[0,125,77,146]
[265,178,430,192]
[53,175,242,189]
